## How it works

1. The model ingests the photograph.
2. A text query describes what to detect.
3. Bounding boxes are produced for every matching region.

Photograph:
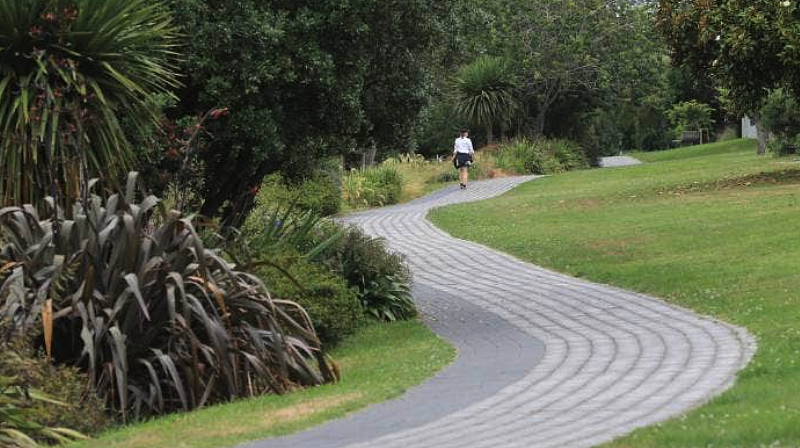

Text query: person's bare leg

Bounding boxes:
[459,167,468,187]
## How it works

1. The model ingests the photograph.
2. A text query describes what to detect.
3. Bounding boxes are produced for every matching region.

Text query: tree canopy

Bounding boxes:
[657,0,800,114]
[167,0,446,217]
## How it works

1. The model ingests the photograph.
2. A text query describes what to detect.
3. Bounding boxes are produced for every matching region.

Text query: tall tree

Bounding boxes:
[657,0,800,153]
[167,0,445,218]
[484,0,639,135]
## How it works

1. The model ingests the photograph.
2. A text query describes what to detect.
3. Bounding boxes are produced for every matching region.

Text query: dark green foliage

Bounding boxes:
[358,274,416,322]
[422,1,676,154]
[166,0,445,218]
[318,225,416,323]
[0,336,109,437]
[0,0,179,206]
[657,0,798,114]
[760,89,800,142]
[249,174,340,219]
[493,139,589,175]
[0,174,335,421]
[414,100,463,158]
[257,257,365,346]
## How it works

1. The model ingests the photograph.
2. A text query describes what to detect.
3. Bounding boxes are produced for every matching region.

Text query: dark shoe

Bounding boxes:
[459,183,465,189]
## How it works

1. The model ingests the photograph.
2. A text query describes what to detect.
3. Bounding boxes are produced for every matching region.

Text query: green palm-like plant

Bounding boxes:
[451,56,519,144]
[0,0,179,206]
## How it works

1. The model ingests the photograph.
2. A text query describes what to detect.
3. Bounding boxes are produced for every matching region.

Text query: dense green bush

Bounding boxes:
[317,224,416,322]
[364,164,403,206]
[0,336,109,437]
[343,164,404,208]
[251,174,341,218]
[257,257,365,346]
[414,100,464,158]
[0,174,335,421]
[493,138,588,175]
[761,89,800,140]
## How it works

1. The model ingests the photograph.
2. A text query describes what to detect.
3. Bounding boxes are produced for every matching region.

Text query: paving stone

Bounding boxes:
[599,156,642,167]
[242,176,755,448]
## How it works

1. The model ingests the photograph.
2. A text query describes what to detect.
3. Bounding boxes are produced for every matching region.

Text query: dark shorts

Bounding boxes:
[455,152,472,168]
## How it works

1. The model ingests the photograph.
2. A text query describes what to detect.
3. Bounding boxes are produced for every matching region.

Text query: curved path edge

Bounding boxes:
[244,175,755,448]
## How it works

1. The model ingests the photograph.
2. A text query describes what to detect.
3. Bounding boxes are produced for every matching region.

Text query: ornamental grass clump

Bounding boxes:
[493,138,588,175]
[0,173,336,422]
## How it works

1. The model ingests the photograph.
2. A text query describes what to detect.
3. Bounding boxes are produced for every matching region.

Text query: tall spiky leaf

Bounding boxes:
[0,0,179,206]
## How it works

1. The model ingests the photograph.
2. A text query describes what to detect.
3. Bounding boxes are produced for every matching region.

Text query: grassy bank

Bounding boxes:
[70,321,454,448]
[431,139,800,447]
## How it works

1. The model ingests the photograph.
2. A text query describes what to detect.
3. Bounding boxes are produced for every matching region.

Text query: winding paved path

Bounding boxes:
[246,175,755,448]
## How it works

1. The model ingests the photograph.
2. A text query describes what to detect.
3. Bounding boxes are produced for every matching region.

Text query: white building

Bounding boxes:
[742,116,757,139]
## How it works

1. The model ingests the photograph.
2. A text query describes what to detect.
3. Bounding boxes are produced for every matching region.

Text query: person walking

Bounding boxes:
[453,129,475,189]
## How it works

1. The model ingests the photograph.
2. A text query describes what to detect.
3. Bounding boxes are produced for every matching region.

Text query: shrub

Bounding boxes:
[760,89,800,149]
[251,174,340,218]
[257,257,365,346]
[317,224,416,322]
[0,174,335,421]
[548,139,589,171]
[493,138,588,175]
[364,164,403,205]
[343,164,404,208]
[430,170,459,183]
[0,338,87,447]
[0,336,109,437]
[468,160,488,179]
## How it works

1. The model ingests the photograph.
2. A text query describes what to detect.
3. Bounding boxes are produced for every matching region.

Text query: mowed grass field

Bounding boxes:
[431,139,800,447]
[69,321,454,448]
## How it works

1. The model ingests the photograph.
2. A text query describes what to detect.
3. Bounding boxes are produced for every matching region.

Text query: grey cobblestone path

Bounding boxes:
[246,176,755,448]
[599,156,642,168]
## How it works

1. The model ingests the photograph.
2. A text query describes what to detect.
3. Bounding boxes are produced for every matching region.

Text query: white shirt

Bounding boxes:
[454,137,474,154]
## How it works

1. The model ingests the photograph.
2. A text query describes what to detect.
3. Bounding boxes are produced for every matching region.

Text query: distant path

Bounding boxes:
[599,156,642,167]
[244,175,754,448]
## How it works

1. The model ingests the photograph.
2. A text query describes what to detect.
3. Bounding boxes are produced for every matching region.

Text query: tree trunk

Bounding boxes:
[486,123,493,145]
[754,116,767,156]
[500,122,507,141]
[533,108,547,136]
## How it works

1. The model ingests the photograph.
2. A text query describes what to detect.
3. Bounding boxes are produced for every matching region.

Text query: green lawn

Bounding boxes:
[70,321,454,448]
[431,139,800,447]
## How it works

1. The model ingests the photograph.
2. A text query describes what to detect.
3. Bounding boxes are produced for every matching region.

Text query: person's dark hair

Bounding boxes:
[460,128,469,134]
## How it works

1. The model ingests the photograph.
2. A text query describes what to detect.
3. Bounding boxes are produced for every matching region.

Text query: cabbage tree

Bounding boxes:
[451,56,519,144]
[0,0,179,206]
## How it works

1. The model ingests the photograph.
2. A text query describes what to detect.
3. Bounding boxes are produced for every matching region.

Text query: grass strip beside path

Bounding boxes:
[431,139,800,447]
[70,321,455,448]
